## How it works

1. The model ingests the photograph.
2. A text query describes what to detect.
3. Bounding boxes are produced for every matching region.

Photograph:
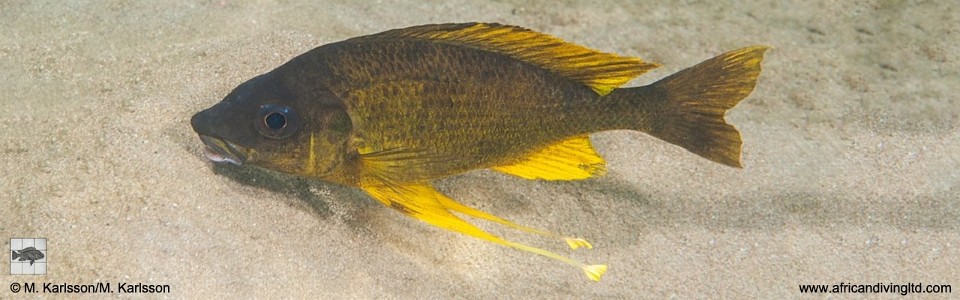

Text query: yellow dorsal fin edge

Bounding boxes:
[359,23,659,95]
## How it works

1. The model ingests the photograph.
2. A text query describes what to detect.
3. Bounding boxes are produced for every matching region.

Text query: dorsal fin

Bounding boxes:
[355,23,659,95]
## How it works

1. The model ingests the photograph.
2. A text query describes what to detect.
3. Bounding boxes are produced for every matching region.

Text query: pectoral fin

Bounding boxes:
[493,135,607,180]
[358,146,454,183]
[360,180,606,281]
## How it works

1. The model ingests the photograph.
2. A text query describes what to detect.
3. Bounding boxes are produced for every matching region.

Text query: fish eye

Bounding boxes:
[257,104,300,139]
[264,112,286,130]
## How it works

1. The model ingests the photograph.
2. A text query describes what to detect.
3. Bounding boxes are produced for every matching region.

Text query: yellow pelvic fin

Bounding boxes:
[434,190,592,250]
[493,135,607,180]
[358,23,659,95]
[360,180,606,281]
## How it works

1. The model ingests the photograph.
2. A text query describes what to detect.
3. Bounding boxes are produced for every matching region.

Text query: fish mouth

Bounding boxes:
[198,135,247,166]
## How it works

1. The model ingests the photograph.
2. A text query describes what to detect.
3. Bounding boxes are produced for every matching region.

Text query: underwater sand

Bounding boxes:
[1,1,957,298]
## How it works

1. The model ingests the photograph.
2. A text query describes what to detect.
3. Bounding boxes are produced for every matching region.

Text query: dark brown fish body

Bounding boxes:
[12,247,44,265]
[191,23,767,281]
[303,40,610,181]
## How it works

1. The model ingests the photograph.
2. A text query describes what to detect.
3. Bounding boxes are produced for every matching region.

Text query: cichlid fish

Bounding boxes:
[12,247,44,265]
[190,23,767,281]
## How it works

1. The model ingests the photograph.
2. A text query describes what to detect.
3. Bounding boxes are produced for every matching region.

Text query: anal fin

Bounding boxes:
[493,135,607,180]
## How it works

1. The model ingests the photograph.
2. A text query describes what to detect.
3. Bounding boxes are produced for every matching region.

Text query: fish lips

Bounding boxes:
[198,135,247,166]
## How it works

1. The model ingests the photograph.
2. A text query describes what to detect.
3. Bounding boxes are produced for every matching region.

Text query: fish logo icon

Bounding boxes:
[12,247,44,265]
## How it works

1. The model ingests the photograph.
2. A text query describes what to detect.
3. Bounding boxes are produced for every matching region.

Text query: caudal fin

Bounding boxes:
[623,46,768,167]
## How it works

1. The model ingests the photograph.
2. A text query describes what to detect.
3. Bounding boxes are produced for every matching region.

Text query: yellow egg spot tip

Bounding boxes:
[583,264,608,282]
[565,237,593,250]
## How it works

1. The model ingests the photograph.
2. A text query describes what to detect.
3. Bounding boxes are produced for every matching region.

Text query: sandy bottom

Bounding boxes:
[1,1,957,298]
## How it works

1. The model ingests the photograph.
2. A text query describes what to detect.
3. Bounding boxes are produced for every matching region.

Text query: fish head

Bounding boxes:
[191,71,353,179]
[26,250,43,260]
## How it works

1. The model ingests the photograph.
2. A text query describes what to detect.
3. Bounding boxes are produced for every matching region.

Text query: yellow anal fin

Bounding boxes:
[361,181,606,281]
[493,135,607,180]
[357,23,659,95]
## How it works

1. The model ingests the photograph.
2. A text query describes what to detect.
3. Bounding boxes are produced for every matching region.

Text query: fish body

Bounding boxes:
[12,247,44,265]
[191,23,768,281]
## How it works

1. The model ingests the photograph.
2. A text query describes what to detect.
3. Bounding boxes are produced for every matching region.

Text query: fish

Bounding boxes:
[12,247,44,265]
[190,22,768,281]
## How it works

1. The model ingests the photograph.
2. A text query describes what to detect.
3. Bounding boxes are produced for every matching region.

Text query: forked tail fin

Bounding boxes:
[613,46,768,167]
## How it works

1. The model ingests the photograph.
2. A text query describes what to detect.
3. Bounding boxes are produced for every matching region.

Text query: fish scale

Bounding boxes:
[340,47,591,166]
